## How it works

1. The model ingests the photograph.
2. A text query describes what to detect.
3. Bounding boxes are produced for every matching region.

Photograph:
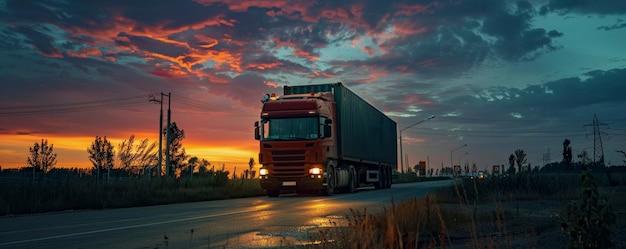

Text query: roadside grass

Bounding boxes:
[3,170,624,248]
[0,177,266,216]
[312,171,625,249]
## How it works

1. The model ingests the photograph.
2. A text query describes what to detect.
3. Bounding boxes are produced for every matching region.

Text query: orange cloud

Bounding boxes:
[263,80,279,88]
[362,46,376,56]
[66,47,103,58]
[247,61,283,70]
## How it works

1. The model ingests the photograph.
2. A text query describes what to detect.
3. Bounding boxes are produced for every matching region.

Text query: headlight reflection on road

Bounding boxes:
[306,201,350,228]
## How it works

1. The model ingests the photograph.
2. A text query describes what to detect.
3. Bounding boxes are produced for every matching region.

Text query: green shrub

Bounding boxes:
[559,171,616,249]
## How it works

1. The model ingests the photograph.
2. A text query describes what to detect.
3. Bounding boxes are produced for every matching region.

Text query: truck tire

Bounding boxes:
[374,168,384,189]
[266,189,280,197]
[386,167,393,188]
[347,166,357,193]
[323,165,335,196]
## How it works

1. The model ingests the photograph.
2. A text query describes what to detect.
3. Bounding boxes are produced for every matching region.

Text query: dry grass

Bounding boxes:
[310,171,626,249]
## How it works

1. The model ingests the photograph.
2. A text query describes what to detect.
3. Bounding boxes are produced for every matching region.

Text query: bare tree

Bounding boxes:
[88,136,115,182]
[247,157,255,179]
[514,149,527,173]
[508,154,516,174]
[27,139,57,179]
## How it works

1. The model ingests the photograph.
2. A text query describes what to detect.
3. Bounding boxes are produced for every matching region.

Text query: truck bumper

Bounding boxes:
[260,176,325,192]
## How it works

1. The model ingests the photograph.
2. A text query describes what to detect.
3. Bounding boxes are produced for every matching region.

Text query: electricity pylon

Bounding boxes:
[584,114,609,165]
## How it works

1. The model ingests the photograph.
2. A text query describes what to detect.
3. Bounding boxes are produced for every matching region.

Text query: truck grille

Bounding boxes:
[271,150,306,178]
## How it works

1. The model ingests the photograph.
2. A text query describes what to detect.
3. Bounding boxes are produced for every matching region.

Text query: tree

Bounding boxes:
[87,136,115,181]
[563,139,572,169]
[578,150,591,168]
[248,157,255,179]
[27,139,57,174]
[514,149,527,173]
[165,122,188,176]
[187,156,199,177]
[508,154,516,174]
[117,135,158,175]
[198,159,210,174]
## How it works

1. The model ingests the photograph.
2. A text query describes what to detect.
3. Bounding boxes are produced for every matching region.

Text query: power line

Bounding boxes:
[171,98,252,116]
[0,94,152,116]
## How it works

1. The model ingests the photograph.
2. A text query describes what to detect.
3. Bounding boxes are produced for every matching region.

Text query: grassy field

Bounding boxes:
[312,170,626,249]
[0,176,266,216]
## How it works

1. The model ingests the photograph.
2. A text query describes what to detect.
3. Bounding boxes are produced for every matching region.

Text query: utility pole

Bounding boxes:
[149,94,164,176]
[166,93,172,176]
[584,114,609,166]
[149,92,172,176]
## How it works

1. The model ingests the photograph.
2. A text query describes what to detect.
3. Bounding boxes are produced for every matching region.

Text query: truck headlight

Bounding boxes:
[259,168,268,176]
[309,167,322,175]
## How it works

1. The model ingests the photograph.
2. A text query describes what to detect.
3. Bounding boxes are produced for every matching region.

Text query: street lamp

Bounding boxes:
[459,152,468,175]
[458,152,468,167]
[399,115,435,173]
[450,144,467,168]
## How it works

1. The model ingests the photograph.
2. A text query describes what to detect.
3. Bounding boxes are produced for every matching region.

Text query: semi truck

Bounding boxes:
[254,82,397,197]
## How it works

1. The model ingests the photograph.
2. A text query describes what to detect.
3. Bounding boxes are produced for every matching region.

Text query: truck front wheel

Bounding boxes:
[323,165,336,196]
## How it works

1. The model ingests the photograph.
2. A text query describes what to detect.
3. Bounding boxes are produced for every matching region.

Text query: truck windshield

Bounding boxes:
[261,117,320,141]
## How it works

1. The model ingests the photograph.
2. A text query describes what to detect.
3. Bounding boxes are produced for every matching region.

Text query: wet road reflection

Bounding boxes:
[0,181,452,249]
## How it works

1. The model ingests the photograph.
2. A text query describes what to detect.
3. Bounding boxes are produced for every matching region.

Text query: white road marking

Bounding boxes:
[0,208,259,246]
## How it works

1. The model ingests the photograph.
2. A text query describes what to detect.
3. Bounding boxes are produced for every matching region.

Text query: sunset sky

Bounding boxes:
[1,0,625,173]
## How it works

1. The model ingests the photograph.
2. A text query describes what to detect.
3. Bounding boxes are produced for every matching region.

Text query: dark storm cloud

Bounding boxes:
[3,0,117,32]
[1,0,568,87]
[328,0,564,83]
[481,2,564,61]
[119,0,227,31]
[541,0,626,15]
[0,0,618,113]
[597,20,626,31]
[11,25,62,57]
[206,73,277,109]
[442,68,626,127]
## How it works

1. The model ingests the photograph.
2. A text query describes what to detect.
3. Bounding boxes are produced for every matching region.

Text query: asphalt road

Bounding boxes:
[0,180,452,249]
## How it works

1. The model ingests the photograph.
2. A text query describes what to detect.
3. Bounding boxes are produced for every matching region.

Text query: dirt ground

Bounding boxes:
[440,200,626,249]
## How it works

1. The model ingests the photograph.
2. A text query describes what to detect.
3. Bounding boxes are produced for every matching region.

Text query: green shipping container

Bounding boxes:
[284,82,397,167]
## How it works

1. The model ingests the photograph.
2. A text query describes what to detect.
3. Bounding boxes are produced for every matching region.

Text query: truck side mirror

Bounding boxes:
[254,121,260,140]
[323,124,331,138]
[322,119,332,138]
